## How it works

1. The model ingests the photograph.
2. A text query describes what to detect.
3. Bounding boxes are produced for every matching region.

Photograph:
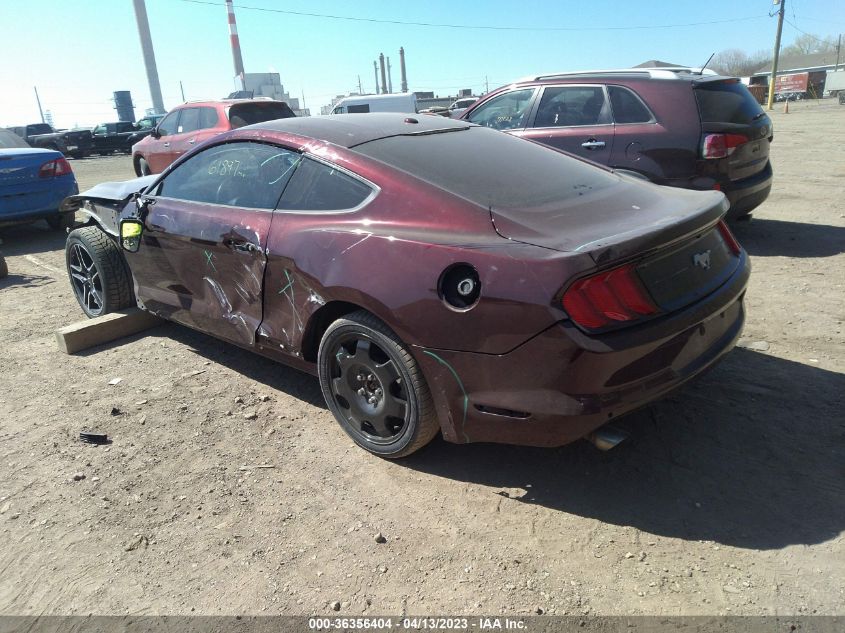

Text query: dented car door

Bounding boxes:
[126,141,300,346]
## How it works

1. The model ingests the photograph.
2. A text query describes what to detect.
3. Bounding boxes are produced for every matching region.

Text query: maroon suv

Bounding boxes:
[461,68,773,220]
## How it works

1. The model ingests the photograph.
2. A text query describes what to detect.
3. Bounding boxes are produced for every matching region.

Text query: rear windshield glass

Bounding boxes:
[694,80,764,124]
[228,102,295,127]
[354,127,616,209]
[0,129,31,149]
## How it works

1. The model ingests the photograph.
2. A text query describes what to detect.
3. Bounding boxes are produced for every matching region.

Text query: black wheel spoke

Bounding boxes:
[381,395,407,421]
[331,377,355,407]
[366,416,394,438]
[352,338,372,361]
[372,359,400,389]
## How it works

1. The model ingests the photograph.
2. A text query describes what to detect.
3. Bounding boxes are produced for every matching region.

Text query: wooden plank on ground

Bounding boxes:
[56,308,164,355]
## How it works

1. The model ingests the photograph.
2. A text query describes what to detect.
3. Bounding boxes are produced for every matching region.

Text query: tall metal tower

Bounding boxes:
[132,0,165,113]
[226,0,246,88]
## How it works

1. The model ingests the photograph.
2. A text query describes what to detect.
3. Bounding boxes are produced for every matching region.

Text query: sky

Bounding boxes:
[1,0,843,129]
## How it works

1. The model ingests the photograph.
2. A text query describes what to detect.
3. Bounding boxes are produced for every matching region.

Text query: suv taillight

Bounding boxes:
[562,263,657,330]
[701,133,748,159]
[39,157,72,178]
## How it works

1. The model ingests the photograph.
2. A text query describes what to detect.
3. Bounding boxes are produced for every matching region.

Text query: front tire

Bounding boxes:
[66,227,134,318]
[317,311,439,458]
[135,157,151,177]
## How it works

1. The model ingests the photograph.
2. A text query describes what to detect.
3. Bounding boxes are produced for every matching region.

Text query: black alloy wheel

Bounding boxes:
[68,241,105,316]
[66,226,135,318]
[318,311,439,458]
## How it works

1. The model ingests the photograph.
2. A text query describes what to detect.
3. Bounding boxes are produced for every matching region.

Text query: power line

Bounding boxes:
[783,18,837,45]
[177,0,768,32]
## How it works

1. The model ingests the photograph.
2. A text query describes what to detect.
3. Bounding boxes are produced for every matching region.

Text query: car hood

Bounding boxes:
[60,175,157,211]
[490,175,729,265]
[60,175,157,236]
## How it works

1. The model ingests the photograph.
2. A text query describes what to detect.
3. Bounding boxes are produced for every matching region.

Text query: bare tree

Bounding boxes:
[712,48,771,77]
[782,33,837,56]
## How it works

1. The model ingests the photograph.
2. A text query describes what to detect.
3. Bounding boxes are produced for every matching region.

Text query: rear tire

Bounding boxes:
[317,310,440,458]
[66,226,134,318]
[47,212,75,231]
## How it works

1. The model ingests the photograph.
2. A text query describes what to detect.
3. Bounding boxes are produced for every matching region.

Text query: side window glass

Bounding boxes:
[158,142,301,209]
[608,86,655,124]
[199,107,219,130]
[277,158,373,212]
[467,88,535,130]
[177,108,200,134]
[533,86,609,128]
[157,112,179,137]
[347,104,370,113]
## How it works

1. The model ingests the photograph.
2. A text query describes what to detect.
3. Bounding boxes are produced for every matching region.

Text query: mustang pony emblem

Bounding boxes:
[692,250,711,270]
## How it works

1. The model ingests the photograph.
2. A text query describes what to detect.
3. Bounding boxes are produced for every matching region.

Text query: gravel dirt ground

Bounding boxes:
[0,100,842,617]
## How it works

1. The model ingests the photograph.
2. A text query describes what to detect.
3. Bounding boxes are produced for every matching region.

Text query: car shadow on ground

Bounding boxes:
[732,218,845,258]
[403,348,845,551]
[79,321,327,410]
[0,222,69,257]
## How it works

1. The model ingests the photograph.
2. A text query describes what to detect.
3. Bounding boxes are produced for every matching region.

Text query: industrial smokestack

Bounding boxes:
[225,0,246,87]
[387,57,393,93]
[132,0,165,114]
[379,54,388,95]
[399,47,408,92]
[373,61,379,94]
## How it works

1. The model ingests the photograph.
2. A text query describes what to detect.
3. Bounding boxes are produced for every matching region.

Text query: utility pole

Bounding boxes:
[485,76,489,94]
[836,34,842,71]
[387,57,393,93]
[358,75,363,95]
[179,81,186,102]
[767,0,786,110]
[34,86,45,124]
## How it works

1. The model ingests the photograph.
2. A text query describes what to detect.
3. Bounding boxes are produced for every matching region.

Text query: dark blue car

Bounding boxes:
[0,129,78,230]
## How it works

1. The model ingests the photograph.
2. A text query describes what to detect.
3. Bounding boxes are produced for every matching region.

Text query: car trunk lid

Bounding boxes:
[491,178,739,320]
[0,149,60,189]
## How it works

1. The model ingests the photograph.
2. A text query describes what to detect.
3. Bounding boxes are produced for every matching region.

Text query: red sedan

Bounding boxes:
[63,114,749,457]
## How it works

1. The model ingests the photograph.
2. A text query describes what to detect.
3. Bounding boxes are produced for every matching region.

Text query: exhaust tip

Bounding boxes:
[587,425,629,451]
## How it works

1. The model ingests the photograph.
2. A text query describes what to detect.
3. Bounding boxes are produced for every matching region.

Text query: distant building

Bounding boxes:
[234,72,310,116]
[749,51,843,97]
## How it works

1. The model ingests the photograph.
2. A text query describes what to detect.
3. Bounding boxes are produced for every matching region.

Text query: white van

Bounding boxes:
[330,93,417,114]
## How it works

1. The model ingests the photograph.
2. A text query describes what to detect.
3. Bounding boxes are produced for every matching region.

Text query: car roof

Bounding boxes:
[514,67,720,83]
[250,113,471,149]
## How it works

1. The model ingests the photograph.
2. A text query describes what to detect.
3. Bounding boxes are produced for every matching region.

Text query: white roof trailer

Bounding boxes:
[331,93,417,115]
[826,70,845,94]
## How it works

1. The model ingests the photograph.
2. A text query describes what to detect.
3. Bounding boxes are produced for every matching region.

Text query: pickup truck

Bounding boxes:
[90,121,153,155]
[6,123,93,159]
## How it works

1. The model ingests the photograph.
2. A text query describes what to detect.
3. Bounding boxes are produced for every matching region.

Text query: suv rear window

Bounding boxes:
[228,102,296,128]
[694,80,764,125]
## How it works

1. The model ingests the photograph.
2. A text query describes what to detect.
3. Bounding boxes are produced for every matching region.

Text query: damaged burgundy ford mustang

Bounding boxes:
[62,113,749,457]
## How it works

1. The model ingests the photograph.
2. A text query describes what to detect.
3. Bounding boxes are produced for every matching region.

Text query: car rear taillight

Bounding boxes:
[38,157,72,178]
[717,220,741,255]
[701,133,748,159]
[562,263,657,330]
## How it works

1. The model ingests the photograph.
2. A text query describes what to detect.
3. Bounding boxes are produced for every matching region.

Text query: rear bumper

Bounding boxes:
[415,252,750,448]
[721,161,773,219]
[0,180,78,225]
